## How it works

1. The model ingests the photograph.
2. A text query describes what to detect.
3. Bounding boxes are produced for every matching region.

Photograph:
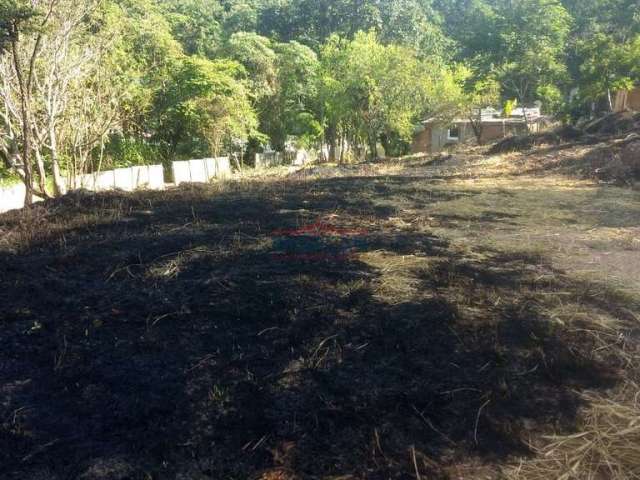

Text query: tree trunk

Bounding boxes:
[328,139,336,163]
[380,133,390,158]
[367,130,377,161]
[49,126,67,195]
[34,148,48,197]
[519,97,530,131]
[12,36,34,205]
[19,111,34,203]
[326,124,337,163]
[52,155,66,195]
[469,111,483,144]
[11,28,41,205]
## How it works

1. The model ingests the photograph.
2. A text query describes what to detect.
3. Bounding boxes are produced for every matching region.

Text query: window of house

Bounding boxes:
[447,126,460,141]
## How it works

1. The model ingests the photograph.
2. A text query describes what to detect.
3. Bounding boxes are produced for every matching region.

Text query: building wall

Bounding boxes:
[411,120,535,154]
[480,122,531,143]
[629,88,640,111]
[481,123,508,143]
[411,126,432,153]
[412,123,475,154]
[430,123,474,152]
[614,88,640,112]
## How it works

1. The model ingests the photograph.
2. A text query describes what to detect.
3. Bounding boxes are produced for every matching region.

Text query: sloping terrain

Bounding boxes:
[489,113,640,185]
[1,147,639,479]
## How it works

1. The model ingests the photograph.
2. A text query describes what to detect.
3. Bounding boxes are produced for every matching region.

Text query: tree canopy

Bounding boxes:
[1,0,639,198]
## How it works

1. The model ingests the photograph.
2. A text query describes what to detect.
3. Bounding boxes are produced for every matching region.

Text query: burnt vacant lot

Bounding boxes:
[1,160,639,479]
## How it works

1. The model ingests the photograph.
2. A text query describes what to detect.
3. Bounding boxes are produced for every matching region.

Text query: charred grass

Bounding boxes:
[0,170,639,479]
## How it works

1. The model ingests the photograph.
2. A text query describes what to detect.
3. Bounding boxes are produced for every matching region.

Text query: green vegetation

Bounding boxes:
[0,0,639,199]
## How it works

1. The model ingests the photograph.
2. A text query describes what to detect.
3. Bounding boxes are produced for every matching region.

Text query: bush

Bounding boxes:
[103,136,163,168]
[0,163,20,186]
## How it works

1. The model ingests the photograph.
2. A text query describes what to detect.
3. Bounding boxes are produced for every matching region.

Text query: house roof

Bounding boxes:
[421,107,542,126]
[422,117,537,126]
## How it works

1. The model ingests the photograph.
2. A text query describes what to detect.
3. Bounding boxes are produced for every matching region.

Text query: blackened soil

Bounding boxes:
[0,176,629,479]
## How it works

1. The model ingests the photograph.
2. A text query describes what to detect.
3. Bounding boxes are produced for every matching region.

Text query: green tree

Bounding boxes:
[561,0,640,40]
[160,0,223,58]
[577,32,640,109]
[221,0,259,36]
[112,0,185,137]
[318,31,459,160]
[448,67,501,142]
[496,0,571,105]
[0,0,130,199]
[435,0,571,110]
[224,32,277,100]
[258,0,449,54]
[154,57,258,158]
[264,41,320,149]
[225,33,319,150]
[434,0,498,61]
[0,0,45,202]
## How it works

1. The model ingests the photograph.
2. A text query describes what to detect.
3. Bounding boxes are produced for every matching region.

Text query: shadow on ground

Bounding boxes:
[0,175,634,479]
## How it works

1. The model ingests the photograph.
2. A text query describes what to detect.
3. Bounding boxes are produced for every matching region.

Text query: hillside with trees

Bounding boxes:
[1,0,639,201]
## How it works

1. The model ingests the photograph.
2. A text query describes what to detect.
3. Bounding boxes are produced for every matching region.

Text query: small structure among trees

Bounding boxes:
[412,107,543,154]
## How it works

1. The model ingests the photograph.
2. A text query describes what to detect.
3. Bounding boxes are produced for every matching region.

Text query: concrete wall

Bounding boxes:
[215,157,231,178]
[0,165,165,214]
[171,157,231,185]
[0,183,28,214]
[2,151,304,214]
[74,165,165,192]
[292,150,311,166]
[255,150,312,168]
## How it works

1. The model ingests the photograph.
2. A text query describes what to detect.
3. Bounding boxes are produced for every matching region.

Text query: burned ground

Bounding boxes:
[0,165,638,479]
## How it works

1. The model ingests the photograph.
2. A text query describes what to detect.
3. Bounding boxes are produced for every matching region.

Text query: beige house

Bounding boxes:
[412,108,542,154]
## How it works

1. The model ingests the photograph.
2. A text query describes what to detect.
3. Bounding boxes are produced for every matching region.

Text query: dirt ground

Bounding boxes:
[1,147,639,479]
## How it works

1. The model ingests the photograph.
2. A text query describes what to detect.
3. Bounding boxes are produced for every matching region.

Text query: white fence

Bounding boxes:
[1,151,310,214]
[0,165,164,214]
[171,157,231,185]
[0,182,28,214]
[73,165,165,192]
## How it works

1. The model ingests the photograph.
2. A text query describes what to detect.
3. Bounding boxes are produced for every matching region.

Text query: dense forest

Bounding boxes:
[1,0,639,200]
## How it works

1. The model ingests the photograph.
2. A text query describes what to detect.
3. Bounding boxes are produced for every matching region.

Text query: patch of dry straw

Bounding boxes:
[508,382,640,480]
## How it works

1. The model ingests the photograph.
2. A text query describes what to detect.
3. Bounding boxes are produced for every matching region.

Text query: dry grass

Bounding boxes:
[397,148,640,480]
[350,152,640,479]
[508,383,640,480]
[2,144,640,479]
